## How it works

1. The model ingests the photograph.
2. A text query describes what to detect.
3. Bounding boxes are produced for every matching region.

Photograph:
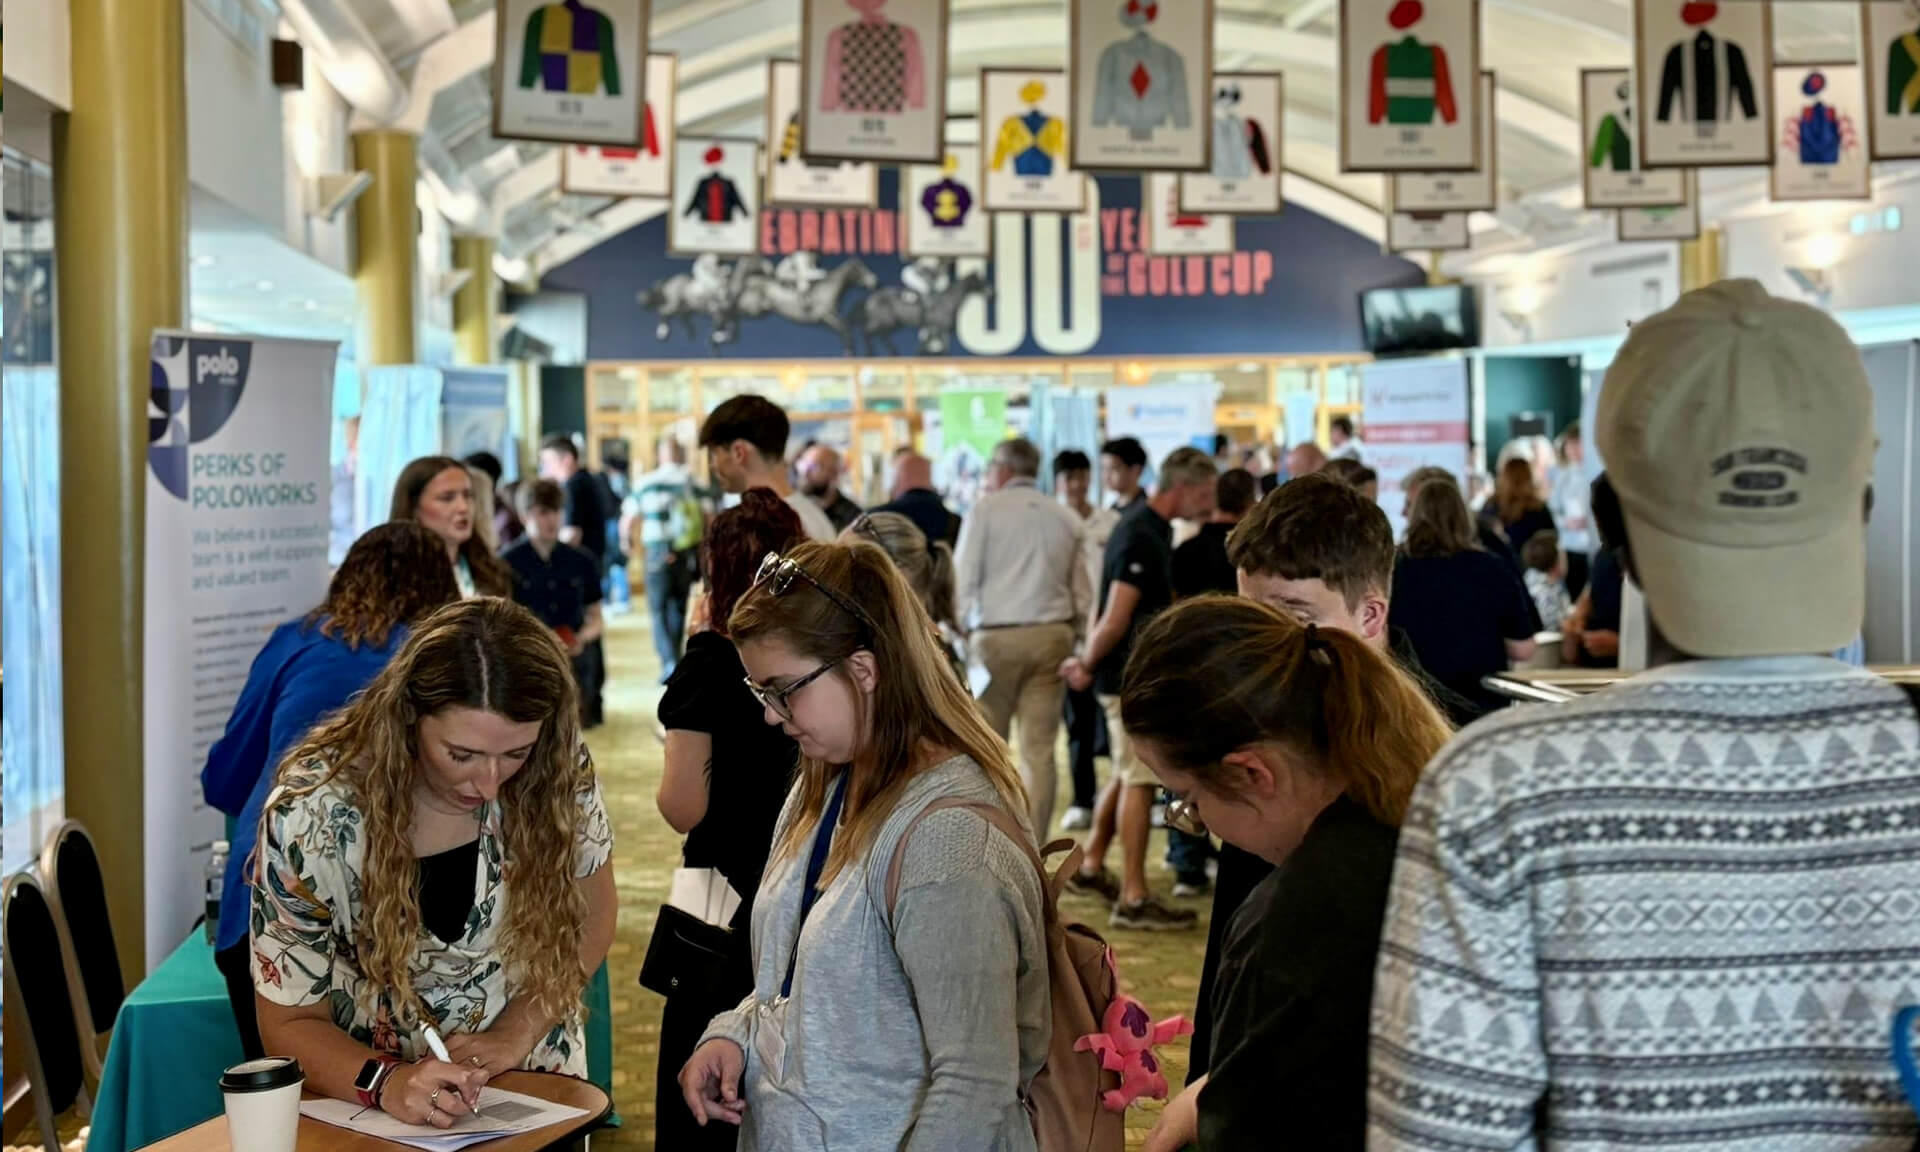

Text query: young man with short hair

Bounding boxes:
[1062,446,1217,930]
[1099,437,1148,511]
[537,434,609,565]
[1520,528,1572,633]
[505,480,606,726]
[1370,280,1920,1150]
[696,394,836,541]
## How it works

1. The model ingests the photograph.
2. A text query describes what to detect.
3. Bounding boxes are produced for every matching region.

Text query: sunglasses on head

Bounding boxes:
[752,552,881,635]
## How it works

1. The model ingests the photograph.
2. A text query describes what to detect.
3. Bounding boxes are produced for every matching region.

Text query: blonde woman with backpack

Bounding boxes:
[677,540,1052,1150]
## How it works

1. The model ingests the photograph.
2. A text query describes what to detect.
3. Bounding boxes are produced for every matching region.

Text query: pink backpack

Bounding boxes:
[887,798,1126,1152]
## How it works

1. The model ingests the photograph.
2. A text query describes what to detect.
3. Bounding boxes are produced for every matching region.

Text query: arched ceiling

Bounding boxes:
[355,0,1866,275]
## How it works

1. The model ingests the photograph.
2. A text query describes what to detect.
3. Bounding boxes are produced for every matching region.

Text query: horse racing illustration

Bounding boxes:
[637,252,989,355]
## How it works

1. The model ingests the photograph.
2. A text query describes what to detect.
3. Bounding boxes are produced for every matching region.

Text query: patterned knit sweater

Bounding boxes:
[1370,657,1920,1150]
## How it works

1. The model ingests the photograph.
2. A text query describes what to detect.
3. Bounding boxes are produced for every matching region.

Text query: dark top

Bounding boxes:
[819,491,864,535]
[1094,501,1174,696]
[1171,522,1237,600]
[1198,796,1398,1150]
[503,538,604,633]
[657,632,801,935]
[871,488,963,548]
[1390,549,1540,715]
[201,618,407,952]
[1476,520,1522,573]
[563,471,609,563]
[1483,504,1557,560]
[417,839,480,945]
[1576,546,1625,669]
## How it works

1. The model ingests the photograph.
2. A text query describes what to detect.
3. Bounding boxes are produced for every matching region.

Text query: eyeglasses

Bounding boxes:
[1165,795,1208,838]
[743,659,842,723]
[752,552,880,634]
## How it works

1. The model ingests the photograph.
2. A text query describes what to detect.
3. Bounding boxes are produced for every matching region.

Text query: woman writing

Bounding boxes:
[202,522,460,1058]
[654,490,805,1152]
[253,598,616,1129]
[1390,478,1539,714]
[1124,597,1452,1151]
[678,540,1050,1151]
[390,455,513,598]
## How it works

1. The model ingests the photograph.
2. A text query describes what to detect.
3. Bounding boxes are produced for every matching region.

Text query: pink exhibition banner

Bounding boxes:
[1361,357,1472,537]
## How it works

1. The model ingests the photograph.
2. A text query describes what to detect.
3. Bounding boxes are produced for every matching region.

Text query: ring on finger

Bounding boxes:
[468,1056,482,1067]
[430,1089,441,1107]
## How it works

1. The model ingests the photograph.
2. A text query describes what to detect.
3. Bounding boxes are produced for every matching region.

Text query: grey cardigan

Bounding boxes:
[699,755,1051,1151]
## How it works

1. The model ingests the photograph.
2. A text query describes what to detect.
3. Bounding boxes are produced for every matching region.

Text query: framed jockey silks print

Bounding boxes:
[765,60,879,207]
[799,0,949,164]
[1383,206,1471,253]
[1618,170,1700,241]
[1142,174,1234,254]
[668,137,761,256]
[493,0,650,146]
[1391,71,1496,212]
[1340,0,1481,172]
[1861,1,1920,159]
[981,69,1087,213]
[1580,67,1690,208]
[1180,72,1284,215]
[560,52,677,197]
[1634,0,1774,167]
[903,145,991,258]
[1069,0,1216,172]
[1771,63,1871,200]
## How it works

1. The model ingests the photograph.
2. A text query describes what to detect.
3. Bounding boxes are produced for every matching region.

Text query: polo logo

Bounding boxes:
[195,349,242,382]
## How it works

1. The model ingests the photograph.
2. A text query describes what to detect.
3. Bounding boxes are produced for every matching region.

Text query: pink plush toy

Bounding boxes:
[1073,973,1194,1112]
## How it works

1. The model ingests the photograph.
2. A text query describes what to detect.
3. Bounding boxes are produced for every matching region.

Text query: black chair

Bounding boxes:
[42,820,125,1088]
[2,871,93,1149]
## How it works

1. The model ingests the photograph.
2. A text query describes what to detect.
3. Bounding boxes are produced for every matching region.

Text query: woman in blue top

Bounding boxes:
[202,521,460,1058]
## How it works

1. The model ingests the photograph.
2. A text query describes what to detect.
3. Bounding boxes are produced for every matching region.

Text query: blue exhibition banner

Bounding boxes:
[541,172,1424,361]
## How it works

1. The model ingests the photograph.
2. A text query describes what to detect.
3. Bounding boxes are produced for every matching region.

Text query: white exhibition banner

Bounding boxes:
[144,331,336,970]
[1104,381,1220,478]
[1361,356,1471,538]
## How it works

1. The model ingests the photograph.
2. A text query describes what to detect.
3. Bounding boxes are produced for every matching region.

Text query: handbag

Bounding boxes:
[639,902,736,1002]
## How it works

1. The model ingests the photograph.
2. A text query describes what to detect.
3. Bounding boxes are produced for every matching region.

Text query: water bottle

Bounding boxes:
[205,840,230,945]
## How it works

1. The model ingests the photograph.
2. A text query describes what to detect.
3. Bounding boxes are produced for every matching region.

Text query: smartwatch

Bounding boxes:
[354,1054,401,1108]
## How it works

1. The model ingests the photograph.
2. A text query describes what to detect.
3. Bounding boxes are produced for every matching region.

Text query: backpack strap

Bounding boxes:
[885,798,1064,924]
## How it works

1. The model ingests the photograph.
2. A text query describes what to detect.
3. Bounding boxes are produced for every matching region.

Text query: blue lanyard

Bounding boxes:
[783,773,848,998]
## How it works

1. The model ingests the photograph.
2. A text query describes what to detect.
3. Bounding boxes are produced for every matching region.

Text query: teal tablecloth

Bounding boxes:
[87,932,618,1151]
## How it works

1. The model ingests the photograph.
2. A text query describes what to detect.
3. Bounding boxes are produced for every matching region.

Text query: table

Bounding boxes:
[131,1071,609,1152]
[89,932,618,1152]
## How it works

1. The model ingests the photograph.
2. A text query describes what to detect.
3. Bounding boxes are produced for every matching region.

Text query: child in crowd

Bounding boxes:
[1522,529,1572,633]
[504,479,606,724]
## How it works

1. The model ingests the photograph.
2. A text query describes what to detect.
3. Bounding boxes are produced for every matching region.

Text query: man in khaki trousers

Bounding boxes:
[955,437,1089,837]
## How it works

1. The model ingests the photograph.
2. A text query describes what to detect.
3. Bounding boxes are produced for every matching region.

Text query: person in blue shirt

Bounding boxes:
[201,521,461,1058]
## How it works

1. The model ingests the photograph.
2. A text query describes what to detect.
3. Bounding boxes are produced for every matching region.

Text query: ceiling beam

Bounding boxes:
[1284,0,1337,30]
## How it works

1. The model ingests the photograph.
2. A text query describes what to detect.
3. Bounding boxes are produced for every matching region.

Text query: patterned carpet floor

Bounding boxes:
[594,609,1209,1149]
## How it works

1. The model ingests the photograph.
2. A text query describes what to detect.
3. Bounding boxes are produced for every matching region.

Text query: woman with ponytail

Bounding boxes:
[678,539,1049,1151]
[843,509,966,683]
[1121,596,1451,1152]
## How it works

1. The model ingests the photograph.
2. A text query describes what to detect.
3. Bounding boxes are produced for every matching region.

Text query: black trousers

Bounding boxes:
[214,937,267,1062]
[656,981,753,1151]
[1062,685,1109,810]
[1185,842,1273,1082]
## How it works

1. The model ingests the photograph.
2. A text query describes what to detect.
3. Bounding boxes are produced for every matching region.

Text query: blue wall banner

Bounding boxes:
[143,331,337,970]
[542,171,1423,361]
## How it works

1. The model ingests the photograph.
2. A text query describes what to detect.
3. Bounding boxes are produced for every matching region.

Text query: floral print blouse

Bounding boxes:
[251,758,613,1075]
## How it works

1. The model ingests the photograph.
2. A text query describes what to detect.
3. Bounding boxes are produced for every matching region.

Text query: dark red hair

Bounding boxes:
[704,488,805,636]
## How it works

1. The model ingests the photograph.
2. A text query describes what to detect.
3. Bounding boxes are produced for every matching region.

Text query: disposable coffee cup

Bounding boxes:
[219,1056,304,1152]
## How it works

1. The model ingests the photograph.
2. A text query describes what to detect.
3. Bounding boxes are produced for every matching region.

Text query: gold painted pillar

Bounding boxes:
[353,130,418,365]
[452,234,496,365]
[1680,226,1725,293]
[54,0,190,986]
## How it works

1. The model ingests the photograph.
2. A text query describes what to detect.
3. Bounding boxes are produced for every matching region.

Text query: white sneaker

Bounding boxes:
[1059,806,1092,831]
[1150,803,1167,829]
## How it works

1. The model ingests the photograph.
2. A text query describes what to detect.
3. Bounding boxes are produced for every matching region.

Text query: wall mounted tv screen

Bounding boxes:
[1359,284,1480,356]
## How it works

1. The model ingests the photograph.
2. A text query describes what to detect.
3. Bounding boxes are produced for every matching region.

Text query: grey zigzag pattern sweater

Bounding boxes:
[1369,657,1920,1151]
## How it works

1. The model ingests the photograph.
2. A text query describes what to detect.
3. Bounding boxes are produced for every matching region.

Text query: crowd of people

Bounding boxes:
[197,280,1918,1150]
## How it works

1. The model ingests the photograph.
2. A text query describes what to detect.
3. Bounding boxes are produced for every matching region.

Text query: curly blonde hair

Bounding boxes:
[265,598,593,1031]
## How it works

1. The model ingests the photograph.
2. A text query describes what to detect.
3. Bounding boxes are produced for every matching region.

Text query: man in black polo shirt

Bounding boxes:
[505,480,606,727]
[1061,445,1217,930]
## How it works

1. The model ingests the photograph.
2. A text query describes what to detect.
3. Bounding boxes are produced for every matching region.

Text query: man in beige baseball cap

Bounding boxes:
[1595,277,1875,657]
[1368,279,1920,1152]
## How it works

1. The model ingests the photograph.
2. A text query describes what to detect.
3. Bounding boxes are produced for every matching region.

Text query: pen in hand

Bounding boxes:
[421,1025,480,1115]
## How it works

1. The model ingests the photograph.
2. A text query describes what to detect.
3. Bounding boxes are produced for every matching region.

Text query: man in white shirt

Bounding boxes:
[625,437,696,680]
[696,394,836,542]
[1370,280,1920,1150]
[1327,414,1364,461]
[956,437,1089,837]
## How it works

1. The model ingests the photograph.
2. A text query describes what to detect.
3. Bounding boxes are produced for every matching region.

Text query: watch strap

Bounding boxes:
[355,1053,401,1108]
